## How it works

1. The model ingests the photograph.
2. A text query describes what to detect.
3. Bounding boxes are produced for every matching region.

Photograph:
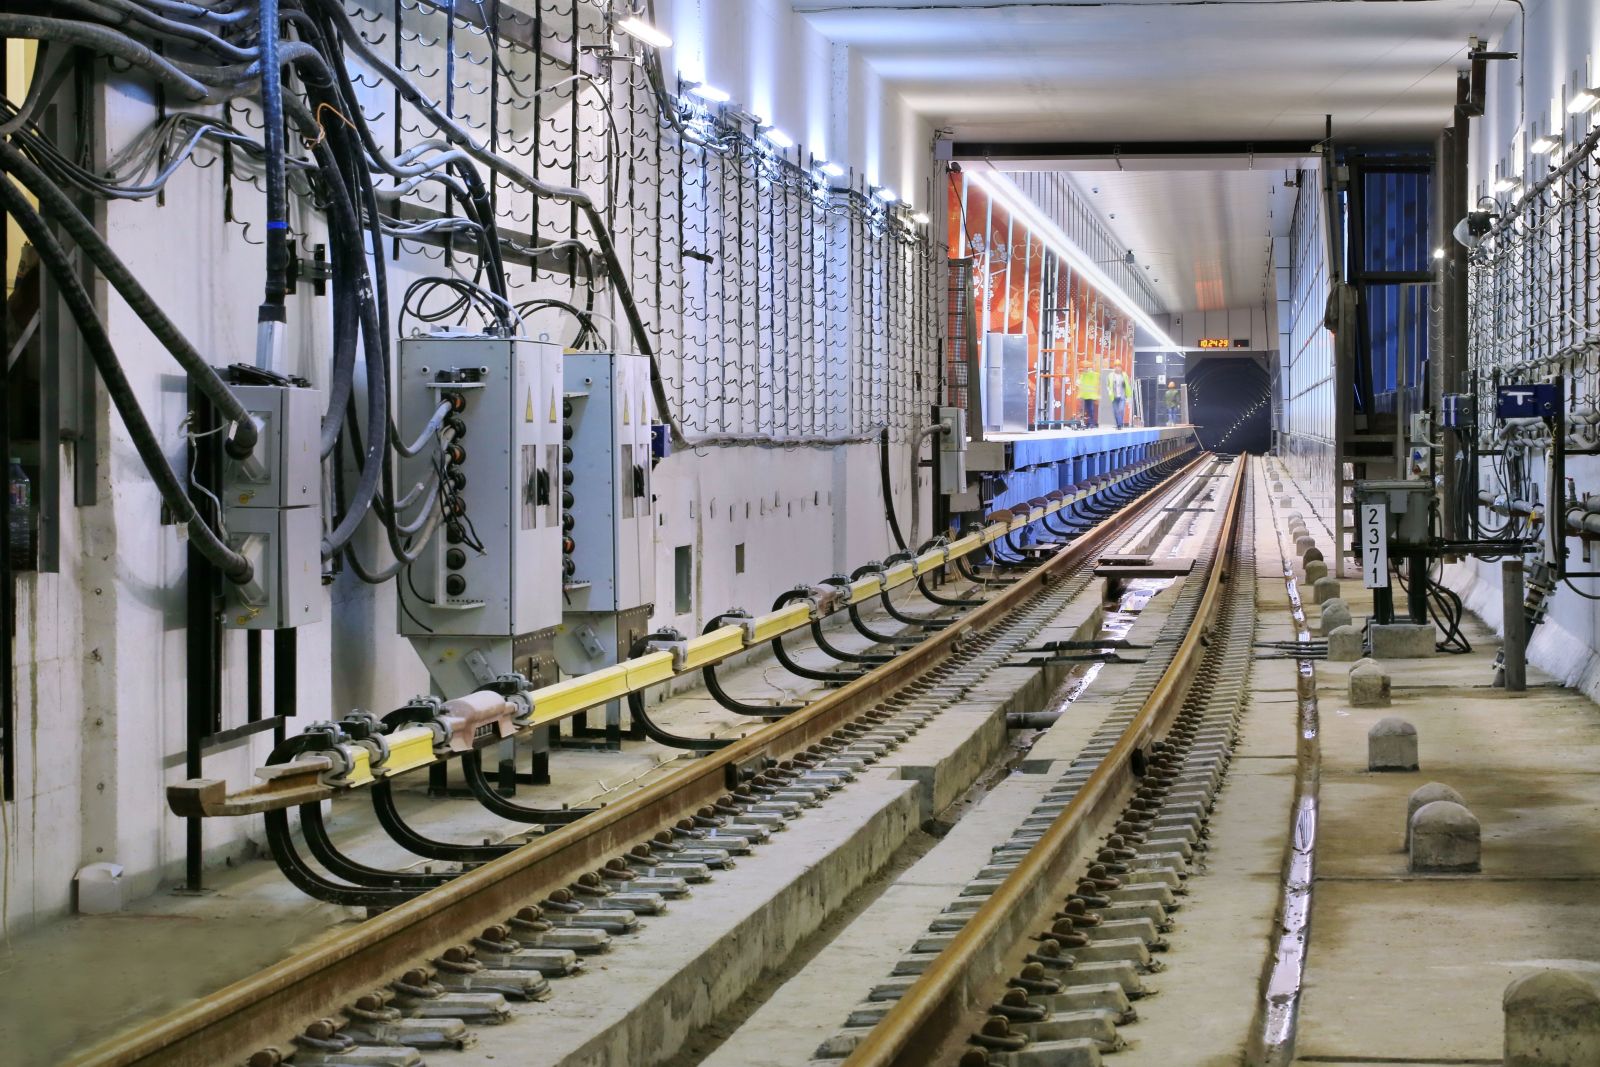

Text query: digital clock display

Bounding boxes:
[1198,338,1249,349]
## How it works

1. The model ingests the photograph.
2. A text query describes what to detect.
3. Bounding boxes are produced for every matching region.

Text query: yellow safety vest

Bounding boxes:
[1077,368,1101,400]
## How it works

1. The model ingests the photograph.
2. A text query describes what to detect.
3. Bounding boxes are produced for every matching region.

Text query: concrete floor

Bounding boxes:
[1264,464,1600,1067]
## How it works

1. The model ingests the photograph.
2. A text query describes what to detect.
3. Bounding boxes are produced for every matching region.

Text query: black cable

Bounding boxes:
[0,170,250,582]
[880,426,908,551]
[0,140,259,458]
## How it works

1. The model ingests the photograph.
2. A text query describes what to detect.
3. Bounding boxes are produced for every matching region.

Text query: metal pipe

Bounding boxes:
[1500,558,1527,693]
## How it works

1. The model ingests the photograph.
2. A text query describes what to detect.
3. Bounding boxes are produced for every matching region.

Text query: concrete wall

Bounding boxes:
[1458,0,1600,697]
[0,0,941,932]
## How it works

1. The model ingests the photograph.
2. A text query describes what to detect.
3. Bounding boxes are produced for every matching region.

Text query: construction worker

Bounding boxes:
[1076,362,1101,428]
[1108,364,1130,429]
[1164,380,1181,425]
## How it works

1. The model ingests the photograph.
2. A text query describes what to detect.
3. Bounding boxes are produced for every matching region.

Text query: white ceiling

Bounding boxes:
[797,0,1514,143]
[798,0,1515,315]
[1053,167,1300,313]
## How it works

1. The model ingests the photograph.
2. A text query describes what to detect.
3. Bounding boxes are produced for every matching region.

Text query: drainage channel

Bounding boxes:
[815,457,1253,1067]
[186,461,1217,1067]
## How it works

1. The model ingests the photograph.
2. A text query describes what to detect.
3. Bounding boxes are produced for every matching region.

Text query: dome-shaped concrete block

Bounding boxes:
[1505,968,1600,1066]
[1320,598,1352,636]
[1287,511,1304,523]
[1409,799,1479,872]
[1368,716,1415,768]
[1312,576,1342,605]
[1327,623,1364,662]
[1279,496,1293,508]
[1303,559,1329,585]
[1406,782,1465,849]
[1302,545,1325,565]
[1272,481,1284,492]
[1350,662,1392,708]
[1294,534,1317,556]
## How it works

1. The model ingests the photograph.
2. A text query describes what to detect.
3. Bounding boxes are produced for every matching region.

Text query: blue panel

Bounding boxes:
[990,428,1169,522]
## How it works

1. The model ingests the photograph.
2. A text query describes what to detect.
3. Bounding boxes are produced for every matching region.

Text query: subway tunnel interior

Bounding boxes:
[2,1,1600,1065]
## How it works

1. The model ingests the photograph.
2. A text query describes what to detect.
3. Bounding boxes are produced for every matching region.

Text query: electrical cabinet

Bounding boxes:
[221,382,323,629]
[396,332,564,642]
[561,352,654,614]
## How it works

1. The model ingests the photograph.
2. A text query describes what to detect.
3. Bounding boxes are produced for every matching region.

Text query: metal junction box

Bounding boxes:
[560,351,655,614]
[221,382,323,629]
[396,333,565,642]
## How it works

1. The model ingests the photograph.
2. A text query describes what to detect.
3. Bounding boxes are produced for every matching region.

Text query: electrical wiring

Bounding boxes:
[0,139,261,458]
[0,169,252,582]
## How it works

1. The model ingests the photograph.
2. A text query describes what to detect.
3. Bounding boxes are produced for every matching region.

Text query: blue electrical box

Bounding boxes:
[651,422,672,462]
[1441,393,1473,428]
[1495,383,1560,420]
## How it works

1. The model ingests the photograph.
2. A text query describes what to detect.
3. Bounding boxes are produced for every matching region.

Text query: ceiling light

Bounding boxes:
[616,16,672,49]
[819,162,845,178]
[1567,87,1599,114]
[1531,134,1561,155]
[1432,247,1446,260]
[688,83,730,104]
[1493,176,1521,195]
[910,212,931,225]
[764,129,795,149]
[966,169,1183,354]
[875,187,898,203]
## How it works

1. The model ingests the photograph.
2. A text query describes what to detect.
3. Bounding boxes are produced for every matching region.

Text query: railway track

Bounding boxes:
[834,454,1251,1066]
[71,450,1236,1067]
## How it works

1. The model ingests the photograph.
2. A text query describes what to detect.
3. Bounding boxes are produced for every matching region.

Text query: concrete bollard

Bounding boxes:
[1349,662,1392,708]
[1504,969,1600,1066]
[1405,783,1465,849]
[1312,576,1342,605]
[1294,534,1317,556]
[1320,598,1352,636]
[1409,800,1480,872]
[1368,716,1416,768]
[1279,496,1292,508]
[1327,623,1364,661]
[1303,559,1329,586]
[1272,481,1284,492]
[1302,545,1325,565]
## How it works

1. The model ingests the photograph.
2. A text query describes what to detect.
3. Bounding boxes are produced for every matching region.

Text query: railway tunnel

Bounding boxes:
[3,3,1600,1066]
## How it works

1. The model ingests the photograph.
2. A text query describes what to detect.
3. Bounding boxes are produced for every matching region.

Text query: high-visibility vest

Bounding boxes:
[1077,368,1101,400]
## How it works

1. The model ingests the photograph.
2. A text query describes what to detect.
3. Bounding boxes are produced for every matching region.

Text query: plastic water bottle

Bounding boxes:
[8,458,33,570]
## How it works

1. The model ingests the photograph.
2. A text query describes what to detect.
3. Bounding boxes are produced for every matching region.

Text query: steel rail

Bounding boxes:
[841,455,1248,1067]
[71,454,1213,1067]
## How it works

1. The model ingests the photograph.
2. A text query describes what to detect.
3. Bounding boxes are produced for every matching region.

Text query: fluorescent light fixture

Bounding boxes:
[819,161,844,178]
[688,83,730,104]
[1530,134,1561,155]
[616,16,672,49]
[874,187,898,203]
[764,128,795,149]
[965,168,1184,354]
[1567,87,1599,114]
[1493,175,1522,194]
[1432,247,1446,260]
[911,212,931,225]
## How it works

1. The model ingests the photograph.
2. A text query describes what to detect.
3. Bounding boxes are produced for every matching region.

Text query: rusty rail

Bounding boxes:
[69,455,1211,1067]
[840,455,1248,1066]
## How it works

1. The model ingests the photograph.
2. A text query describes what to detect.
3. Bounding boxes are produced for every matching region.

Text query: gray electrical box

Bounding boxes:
[396,333,565,642]
[221,383,323,629]
[1353,480,1435,547]
[936,406,967,495]
[560,352,655,614]
[982,333,1029,433]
